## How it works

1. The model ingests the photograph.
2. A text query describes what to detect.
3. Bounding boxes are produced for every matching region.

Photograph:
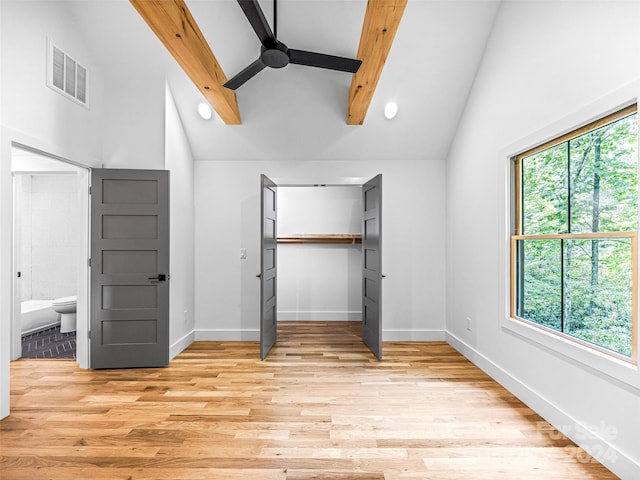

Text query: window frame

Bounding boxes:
[510,104,639,364]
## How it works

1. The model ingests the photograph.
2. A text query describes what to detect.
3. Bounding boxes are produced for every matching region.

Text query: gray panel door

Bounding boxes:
[90,169,169,369]
[362,174,382,359]
[260,174,277,359]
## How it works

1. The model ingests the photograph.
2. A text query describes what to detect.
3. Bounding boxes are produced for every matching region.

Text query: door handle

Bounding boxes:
[256,273,262,278]
[382,274,387,278]
[148,274,168,282]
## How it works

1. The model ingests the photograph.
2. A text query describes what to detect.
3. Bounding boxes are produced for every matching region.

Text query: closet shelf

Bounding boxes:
[277,234,362,245]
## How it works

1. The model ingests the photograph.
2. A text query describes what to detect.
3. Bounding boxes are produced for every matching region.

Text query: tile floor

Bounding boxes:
[21,326,76,359]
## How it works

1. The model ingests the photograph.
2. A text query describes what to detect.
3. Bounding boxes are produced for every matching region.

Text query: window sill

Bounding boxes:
[502,316,639,392]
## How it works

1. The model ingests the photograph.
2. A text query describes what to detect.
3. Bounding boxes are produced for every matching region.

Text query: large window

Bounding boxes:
[511,104,638,362]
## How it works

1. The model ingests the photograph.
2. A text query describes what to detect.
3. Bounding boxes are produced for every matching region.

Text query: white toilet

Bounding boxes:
[52,296,77,333]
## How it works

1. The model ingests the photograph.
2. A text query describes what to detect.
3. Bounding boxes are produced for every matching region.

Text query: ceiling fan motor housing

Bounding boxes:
[261,41,289,68]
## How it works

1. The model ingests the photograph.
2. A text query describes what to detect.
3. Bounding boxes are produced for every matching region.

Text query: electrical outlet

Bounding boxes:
[183,310,188,323]
[240,248,247,260]
[466,317,472,331]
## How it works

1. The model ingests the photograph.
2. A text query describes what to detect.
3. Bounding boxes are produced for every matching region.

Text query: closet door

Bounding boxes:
[362,174,382,359]
[260,174,278,359]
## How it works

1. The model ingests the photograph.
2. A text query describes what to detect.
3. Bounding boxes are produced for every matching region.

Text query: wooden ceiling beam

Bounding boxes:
[130,0,241,125]
[347,0,407,125]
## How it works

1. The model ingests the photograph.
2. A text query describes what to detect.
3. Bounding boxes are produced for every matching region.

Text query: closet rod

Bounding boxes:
[277,234,362,245]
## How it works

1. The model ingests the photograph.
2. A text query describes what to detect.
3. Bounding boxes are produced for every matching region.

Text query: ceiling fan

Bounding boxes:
[223,0,363,90]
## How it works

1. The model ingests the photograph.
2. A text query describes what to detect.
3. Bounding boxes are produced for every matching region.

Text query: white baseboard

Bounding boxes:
[194,326,445,342]
[277,311,361,321]
[170,330,195,360]
[383,329,446,341]
[195,329,260,341]
[445,331,640,480]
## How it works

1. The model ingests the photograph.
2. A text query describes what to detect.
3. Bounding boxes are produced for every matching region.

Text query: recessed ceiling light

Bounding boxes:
[384,101,398,120]
[198,102,213,120]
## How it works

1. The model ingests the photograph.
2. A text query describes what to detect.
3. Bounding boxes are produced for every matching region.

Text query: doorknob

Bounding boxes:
[148,274,168,282]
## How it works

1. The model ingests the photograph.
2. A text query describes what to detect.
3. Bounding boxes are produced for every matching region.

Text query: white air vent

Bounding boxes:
[47,39,89,107]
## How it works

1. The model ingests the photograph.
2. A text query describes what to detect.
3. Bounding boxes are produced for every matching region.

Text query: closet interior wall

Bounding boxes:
[277,186,362,321]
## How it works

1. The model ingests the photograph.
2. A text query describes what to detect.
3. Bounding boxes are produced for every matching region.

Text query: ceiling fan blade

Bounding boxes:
[289,49,362,73]
[223,58,267,90]
[237,0,276,45]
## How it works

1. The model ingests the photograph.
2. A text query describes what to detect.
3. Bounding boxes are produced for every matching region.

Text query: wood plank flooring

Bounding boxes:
[1,321,617,479]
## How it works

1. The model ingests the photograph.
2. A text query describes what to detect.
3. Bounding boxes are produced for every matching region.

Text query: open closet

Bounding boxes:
[259,175,382,359]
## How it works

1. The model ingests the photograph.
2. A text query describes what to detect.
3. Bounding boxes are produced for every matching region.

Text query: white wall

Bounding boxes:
[0,1,104,162]
[0,0,103,420]
[194,159,446,341]
[0,0,168,418]
[165,84,196,358]
[0,1,164,171]
[278,244,362,321]
[278,187,362,321]
[101,74,165,170]
[278,187,362,235]
[445,2,640,478]
[23,175,79,300]
[0,0,7,420]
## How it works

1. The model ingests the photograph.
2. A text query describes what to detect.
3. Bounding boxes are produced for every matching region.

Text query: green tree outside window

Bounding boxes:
[513,107,638,359]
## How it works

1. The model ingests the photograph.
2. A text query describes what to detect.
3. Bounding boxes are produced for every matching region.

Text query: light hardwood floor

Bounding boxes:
[1,322,617,479]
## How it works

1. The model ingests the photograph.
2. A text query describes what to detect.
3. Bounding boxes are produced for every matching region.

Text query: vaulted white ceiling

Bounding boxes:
[66,0,500,161]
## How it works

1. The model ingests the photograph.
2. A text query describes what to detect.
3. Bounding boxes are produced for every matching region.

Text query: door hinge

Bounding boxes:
[89,185,92,195]
[17,271,21,278]
[88,258,91,267]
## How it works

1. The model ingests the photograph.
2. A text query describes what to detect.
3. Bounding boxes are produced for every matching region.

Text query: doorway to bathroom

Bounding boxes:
[10,145,90,363]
